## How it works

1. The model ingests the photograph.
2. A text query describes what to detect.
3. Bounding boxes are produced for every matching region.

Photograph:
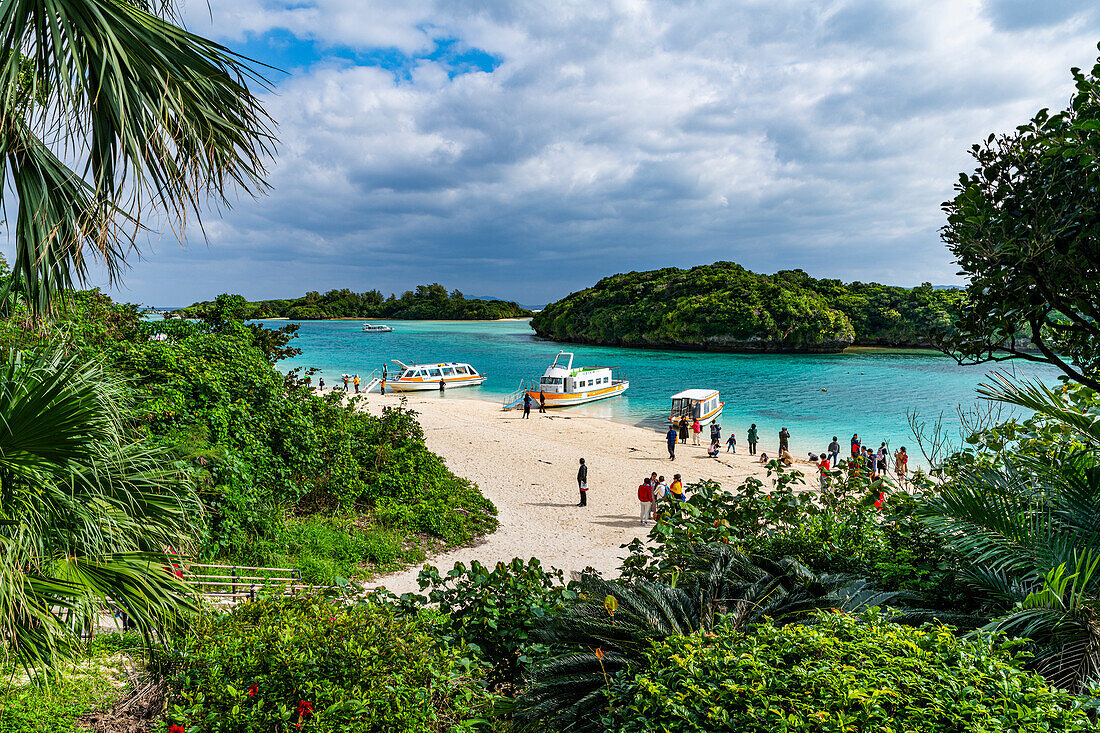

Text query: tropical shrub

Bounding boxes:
[0,344,198,674]
[402,559,577,691]
[516,546,894,732]
[605,611,1095,732]
[621,465,962,605]
[160,594,495,733]
[919,375,1100,691]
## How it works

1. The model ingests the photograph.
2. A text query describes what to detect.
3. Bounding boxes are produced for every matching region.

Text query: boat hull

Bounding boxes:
[527,381,629,407]
[669,403,724,426]
[386,376,486,391]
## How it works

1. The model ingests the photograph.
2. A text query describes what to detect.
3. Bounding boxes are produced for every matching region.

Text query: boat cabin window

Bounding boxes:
[442,367,455,376]
[455,366,468,375]
[427,368,442,378]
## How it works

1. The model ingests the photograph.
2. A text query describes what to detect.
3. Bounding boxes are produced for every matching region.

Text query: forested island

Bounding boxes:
[531,262,963,352]
[179,283,533,320]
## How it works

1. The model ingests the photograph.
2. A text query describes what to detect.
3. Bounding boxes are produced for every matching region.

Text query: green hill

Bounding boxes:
[530,262,961,352]
[179,284,533,321]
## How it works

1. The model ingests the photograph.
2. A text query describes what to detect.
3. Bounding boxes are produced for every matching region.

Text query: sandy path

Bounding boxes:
[355,392,774,594]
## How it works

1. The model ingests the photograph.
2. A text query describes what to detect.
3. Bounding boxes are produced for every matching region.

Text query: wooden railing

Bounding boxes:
[182,564,322,603]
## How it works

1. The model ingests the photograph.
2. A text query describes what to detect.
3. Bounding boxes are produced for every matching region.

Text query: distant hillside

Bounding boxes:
[179,284,533,321]
[530,263,963,353]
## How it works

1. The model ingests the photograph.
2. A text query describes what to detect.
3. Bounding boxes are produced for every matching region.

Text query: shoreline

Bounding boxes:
[319,389,800,594]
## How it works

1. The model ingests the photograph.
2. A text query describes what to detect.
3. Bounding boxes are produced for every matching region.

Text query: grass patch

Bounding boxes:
[0,632,142,733]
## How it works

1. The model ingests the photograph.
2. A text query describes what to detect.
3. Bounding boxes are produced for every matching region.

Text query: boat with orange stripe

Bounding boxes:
[386,360,486,391]
[520,351,629,407]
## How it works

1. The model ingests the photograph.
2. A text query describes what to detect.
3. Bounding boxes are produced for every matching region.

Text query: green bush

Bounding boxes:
[161,594,495,732]
[606,611,1094,732]
[401,559,577,692]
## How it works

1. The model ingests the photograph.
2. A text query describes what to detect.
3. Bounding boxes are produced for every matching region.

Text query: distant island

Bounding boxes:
[530,262,963,352]
[179,284,533,321]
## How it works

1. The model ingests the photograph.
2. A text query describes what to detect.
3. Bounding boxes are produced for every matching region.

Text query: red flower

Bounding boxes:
[169,725,186,733]
[247,684,258,697]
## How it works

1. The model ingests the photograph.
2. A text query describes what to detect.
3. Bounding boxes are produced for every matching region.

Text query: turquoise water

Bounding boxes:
[273,318,1059,461]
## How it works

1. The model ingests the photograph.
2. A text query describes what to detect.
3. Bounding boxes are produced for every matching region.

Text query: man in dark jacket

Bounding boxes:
[577,458,588,507]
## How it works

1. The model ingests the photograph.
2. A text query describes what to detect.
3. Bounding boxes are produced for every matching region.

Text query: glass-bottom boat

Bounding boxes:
[385,360,486,390]
[523,351,629,407]
[668,389,724,426]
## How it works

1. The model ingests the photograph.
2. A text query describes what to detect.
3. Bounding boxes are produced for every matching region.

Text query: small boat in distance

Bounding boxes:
[386,360,486,391]
[523,351,629,407]
[668,389,724,426]
[362,323,393,333]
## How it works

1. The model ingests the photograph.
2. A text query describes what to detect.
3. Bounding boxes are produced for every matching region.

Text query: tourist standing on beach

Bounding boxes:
[894,447,909,481]
[779,427,790,453]
[342,374,350,391]
[652,475,667,518]
[827,436,840,466]
[522,392,531,418]
[318,377,325,391]
[692,419,702,445]
[817,452,831,489]
[577,458,588,506]
[439,378,446,393]
[851,434,861,459]
[877,443,888,473]
[380,377,386,395]
[353,374,360,393]
[710,421,721,444]
[666,425,677,460]
[678,416,689,444]
[638,478,654,525]
[747,424,758,455]
[539,391,546,413]
[726,433,736,453]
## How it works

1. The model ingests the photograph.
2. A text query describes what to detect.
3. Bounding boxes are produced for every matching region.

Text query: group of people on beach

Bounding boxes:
[578,459,686,525]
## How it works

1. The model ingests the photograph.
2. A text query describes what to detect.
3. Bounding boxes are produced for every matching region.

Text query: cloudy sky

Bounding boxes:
[37,1,1100,305]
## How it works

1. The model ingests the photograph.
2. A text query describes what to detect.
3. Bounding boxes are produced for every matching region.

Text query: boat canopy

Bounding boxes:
[670,389,719,401]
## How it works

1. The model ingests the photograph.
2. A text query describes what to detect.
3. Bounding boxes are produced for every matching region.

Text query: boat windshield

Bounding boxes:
[541,377,564,385]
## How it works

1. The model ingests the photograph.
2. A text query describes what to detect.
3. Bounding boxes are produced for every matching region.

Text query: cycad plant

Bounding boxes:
[515,546,895,731]
[0,0,274,315]
[919,373,1100,692]
[0,344,199,675]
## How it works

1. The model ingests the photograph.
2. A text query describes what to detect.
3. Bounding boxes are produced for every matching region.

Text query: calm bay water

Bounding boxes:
[272,318,1059,462]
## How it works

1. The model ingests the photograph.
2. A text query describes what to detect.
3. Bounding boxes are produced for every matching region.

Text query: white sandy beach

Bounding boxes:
[346,392,784,594]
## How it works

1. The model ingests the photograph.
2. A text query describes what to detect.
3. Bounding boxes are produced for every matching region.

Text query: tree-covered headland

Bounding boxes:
[531,262,962,351]
[179,283,532,321]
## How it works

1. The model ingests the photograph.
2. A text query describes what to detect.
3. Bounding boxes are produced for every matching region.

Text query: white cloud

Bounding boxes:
[86,0,1100,304]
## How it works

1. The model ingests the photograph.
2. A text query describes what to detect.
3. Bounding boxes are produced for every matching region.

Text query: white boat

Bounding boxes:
[524,351,628,407]
[362,323,393,333]
[385,360,486,391]
[668,389,724,426]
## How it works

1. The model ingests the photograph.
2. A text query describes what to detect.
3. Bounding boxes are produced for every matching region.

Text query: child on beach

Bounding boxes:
[726,433,736,453]
[759,452,768,464]
[638,478,654,525]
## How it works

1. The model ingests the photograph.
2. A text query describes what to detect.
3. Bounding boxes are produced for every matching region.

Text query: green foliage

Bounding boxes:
[621,465,962,606]
[606,611,1094,732]
[404,559,577,692]
[0,343,199,675]
[919,374,1100,691]
[0,0,272,316]
[0,633,140,733]
[516,547,896,732]
[530,262,960,351]
[938,50,1100,390]
[0,290,497,577]
[179,284,532,321]
[160,594,496,732]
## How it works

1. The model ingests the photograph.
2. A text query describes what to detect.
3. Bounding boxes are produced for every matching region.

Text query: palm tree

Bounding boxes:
[919,373,1100,692]
[0,344,199,675]
[0,0,274,315]
[515,546,896,731]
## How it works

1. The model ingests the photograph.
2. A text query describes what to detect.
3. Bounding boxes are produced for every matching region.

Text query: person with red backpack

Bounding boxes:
[638,478,654,525]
